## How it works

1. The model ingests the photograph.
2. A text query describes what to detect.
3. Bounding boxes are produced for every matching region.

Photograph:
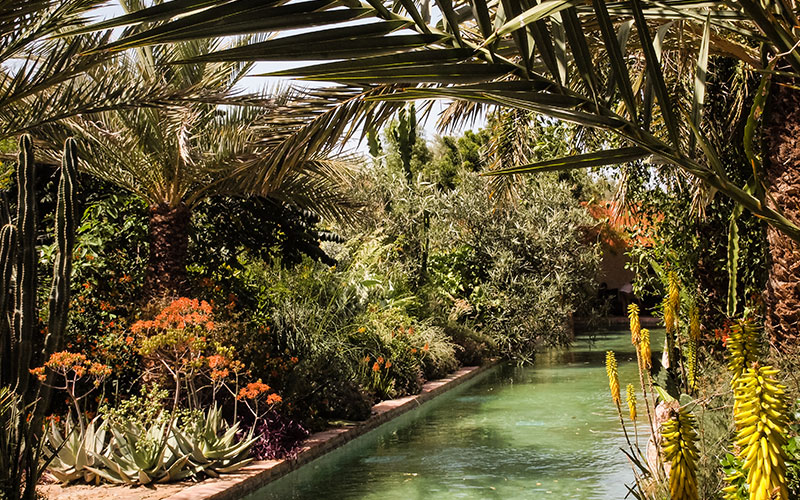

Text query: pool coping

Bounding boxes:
[165,361,499,500]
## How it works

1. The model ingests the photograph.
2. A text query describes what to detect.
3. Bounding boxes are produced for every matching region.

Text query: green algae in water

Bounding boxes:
[245,330,659,500]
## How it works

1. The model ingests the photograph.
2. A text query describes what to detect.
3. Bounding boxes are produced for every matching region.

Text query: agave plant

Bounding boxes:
[45,416,107,485]
[174,405,257,477]
[88,418,190,485]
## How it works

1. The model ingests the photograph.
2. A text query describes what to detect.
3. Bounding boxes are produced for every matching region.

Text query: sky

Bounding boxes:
[88,3,484,148]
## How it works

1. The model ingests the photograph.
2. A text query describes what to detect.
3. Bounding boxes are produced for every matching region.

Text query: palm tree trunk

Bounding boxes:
[144,202,190,298]
[763,79,800,345]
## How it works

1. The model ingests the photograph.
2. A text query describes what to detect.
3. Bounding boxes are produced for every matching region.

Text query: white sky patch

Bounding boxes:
[88,2,486,150]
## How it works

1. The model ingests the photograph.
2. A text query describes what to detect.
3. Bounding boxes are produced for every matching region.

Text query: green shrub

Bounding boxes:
[442,321,494,366]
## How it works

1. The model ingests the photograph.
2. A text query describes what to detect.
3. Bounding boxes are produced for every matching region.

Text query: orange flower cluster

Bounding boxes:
[131,297,214,333]
[236,379,281,404]
[207,354,243,380]
[370,356,392,372]
[31,351,111,384]
[237,380,271,399]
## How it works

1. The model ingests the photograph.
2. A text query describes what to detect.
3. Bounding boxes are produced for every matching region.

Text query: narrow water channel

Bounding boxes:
[247,330,658,500]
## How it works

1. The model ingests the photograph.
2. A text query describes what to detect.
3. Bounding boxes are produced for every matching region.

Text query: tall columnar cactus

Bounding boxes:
[0,224,16,384]
[392,104,417,183]
[0,135,78,396]
[12,135,38,396]
[0,135,79,500]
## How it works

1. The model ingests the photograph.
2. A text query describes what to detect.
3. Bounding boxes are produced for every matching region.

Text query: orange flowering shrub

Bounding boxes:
[237,380,272,400]
[30,351,112,422]
[129,297,253,412]
[131,297,214,334]
[132,298,217,374]
[32,351,111,385]
[235,379,283,424]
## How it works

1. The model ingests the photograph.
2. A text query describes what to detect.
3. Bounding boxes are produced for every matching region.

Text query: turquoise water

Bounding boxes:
[246,330,656,500]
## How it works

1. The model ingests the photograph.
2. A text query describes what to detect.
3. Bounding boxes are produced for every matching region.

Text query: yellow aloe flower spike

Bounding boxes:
[640,329,651,370]
[726,320,761,381]
[668,271,680,326]
[689,305,700,342]
[628,303,641,345]
[686,338,697,392]
[661,407,700,500]
[626,384,637,421]
[663,296,675,335]
[606,351,621,405]
[732,364,790,500]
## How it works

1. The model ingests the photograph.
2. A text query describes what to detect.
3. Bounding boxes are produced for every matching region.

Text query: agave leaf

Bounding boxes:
[157,455,192,483]
[214,457,253,473]
[138,469,152,485]
[84,465,126,485]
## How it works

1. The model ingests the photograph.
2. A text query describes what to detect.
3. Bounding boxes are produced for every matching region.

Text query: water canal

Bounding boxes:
[247,329,658,500]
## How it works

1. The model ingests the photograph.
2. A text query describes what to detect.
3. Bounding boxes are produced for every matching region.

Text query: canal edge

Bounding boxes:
[165,360,501,500]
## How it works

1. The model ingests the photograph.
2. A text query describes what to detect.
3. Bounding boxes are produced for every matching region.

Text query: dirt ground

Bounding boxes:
[38,477,188,500]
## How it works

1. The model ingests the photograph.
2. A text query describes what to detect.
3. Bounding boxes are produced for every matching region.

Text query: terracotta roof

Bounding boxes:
[583,201,658,251]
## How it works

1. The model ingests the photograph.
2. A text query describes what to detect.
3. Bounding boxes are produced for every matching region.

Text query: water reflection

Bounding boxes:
[247,330,662,500]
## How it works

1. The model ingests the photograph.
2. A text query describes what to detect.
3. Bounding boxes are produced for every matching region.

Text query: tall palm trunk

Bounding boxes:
[763,79,800,345]
[144,202,190,297]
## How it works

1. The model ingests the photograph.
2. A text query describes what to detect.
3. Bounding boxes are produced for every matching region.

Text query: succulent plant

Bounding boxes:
[175,405,257,477]
[87,418,191,485]
[45,417,107,484]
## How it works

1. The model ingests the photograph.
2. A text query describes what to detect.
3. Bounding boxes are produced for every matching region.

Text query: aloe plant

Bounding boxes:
[45,417,107,484]
[175,405,257,477]
[88,418,190,485]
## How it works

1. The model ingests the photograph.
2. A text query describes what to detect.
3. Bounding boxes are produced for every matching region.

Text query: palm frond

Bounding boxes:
[77,0,800,239]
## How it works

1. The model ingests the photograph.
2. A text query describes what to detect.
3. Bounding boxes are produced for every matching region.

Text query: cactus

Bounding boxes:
[392,105,417,182]
[0,135,79,500]
[0,135,78,395]
[12,135,38,396]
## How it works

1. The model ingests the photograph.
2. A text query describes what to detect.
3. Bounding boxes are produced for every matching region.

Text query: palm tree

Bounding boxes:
[0,0,185,140]
[49,33,379,296]
[80,0,800,343]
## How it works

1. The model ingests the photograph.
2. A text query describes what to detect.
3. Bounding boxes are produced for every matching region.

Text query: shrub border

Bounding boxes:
[165,361,499,500]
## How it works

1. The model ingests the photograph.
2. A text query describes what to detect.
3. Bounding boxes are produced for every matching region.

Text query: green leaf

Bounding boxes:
[743,63,774,200]
[272,62,513,84]
[484,0,575,46]
[631,0,681,149]
[591,0,637,120]
[262,49,475,77]
[435,0,463,45]
[689,12,710,152]
[96,2,368,51]
[559,7,599,104]
[483,147,650,176]
[65,0,225,35]
[654,384,677,403]
[398,0,432,35]
[727,207,741,317]
[470,0,493,39]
